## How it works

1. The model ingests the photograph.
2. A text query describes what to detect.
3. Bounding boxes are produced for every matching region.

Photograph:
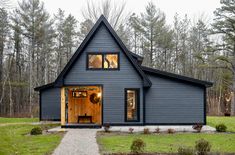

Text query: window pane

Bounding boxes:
[88,54,102,68]
[104,54,118,69]
[127,90,137,120]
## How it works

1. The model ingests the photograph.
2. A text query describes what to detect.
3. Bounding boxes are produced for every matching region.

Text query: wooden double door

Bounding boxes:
[67,86,102,124]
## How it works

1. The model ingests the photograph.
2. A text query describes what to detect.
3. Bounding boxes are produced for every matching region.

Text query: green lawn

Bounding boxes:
[0,117,39,124]
[207,116,235,132]
[97,133,235,154]
[98,116,235,154]
[0,118,63,155]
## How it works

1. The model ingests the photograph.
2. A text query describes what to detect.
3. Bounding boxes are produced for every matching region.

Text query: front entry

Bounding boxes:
[65,86,102,125]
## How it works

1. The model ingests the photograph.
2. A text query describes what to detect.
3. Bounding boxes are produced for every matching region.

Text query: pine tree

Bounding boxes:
[62,14,77,62]
[54,8,65,74]
[212,0,235,115]
[0,8,8,83]
[17,0,53,115]
[139,2,167,67]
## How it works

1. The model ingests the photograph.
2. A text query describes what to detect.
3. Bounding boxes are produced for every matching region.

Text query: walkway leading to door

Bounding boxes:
[52,129,100,155]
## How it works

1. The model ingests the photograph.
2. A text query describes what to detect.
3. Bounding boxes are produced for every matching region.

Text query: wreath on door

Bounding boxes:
[90,93,101,104]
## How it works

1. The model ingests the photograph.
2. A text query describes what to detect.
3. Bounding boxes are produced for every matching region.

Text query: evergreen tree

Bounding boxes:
[62,14,77,62]
[212,0,235,115]
[139,2,168,67]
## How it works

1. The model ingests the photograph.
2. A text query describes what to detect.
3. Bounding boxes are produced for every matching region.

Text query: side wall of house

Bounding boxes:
[64,24,144,124]
[40,87,61,120]
[145,73,205,124]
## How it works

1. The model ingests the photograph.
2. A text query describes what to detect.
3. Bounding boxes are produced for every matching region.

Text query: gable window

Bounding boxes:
[87,53,119,70]
[125,88,140,122]
[104,54,118,69]
[88,54,102,69]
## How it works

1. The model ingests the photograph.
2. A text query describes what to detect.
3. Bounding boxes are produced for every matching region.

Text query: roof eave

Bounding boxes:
[141,66,213,88]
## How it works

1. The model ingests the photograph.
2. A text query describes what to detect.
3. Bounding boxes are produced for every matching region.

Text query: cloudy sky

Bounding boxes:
[11,0,221,25]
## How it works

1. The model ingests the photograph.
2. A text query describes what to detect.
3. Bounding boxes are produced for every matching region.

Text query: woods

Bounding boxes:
[0,0,234,117]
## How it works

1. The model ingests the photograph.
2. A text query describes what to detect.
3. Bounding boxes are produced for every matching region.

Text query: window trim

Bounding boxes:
[86,52,120,70]
[124,88,140,122]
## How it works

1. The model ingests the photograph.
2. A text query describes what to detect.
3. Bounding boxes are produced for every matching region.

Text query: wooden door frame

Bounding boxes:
[62,84,103,125]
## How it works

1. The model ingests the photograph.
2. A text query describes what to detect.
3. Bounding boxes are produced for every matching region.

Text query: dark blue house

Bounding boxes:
[35,15,213,128]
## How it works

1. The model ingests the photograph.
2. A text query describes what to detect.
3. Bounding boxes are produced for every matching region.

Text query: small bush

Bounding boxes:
[103,124,111,132]
[195,139,211,155]
[129,128,134,134]
[155,127,160,133]
[192,123,203,133]
[167,128,175,134]
[30,127,42,135]
[215,124,227,132]
[143,128,150,134]
[178,146,194,155]
[130,138,146,154]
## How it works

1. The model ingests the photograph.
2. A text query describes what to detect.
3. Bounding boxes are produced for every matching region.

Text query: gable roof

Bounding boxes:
[54,15,152,87]
[141,66,213,87]
[34,15,213,91]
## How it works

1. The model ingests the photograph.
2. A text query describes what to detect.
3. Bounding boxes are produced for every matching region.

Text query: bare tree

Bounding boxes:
[81,0,128,30]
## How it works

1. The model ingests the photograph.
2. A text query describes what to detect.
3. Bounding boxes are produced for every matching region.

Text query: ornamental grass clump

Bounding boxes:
[129,127,134,134]
[30,127,42,135]
[155,127,160,133]
[195,139,211,155]
[215,124,227,132]
[130,138,146,154]
[192,123,203,133]
[167,128,175,134]
[143,128,150,134]
[103,124,111,132]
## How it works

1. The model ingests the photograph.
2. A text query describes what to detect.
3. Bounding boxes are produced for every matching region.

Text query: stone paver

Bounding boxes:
[52,129,100,155]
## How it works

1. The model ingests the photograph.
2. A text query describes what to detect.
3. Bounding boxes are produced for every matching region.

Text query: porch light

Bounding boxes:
[98,92,102,97]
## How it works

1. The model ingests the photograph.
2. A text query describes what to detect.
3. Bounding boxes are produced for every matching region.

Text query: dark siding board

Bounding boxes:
[64,25,143,124]
[145,74,204,124]
[41,87,61,120]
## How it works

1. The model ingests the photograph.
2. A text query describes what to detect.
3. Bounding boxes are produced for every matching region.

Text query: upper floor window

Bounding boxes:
[87,53,119,70]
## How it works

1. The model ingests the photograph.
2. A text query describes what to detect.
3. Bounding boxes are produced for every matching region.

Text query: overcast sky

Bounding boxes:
[11,0,221,25]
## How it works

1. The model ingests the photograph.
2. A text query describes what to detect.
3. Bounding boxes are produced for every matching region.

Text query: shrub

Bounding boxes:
[155,127,160,133]
[167,128,175,134]
[130,138,146,154]
[143,128,150,134]
[178,146,194,155]
[195,139,211,155]
[103,124,111,132]
[192,123,203,133]
[129,128,134,134]
[30,127,42,135]
[215,124,227,132]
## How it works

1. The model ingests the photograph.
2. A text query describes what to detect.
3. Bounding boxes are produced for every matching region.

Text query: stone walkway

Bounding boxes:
[52,129,100,155]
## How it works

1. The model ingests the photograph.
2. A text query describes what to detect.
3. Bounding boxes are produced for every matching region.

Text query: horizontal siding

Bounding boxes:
[145,74,204,124]
[64,24,143,124]
[41,88,61,120]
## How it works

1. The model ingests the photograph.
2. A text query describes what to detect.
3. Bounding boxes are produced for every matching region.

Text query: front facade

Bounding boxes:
[35,15,212,128]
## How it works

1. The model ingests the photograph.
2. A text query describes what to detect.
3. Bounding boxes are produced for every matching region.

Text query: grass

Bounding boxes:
[0,118,63,155]
[207,116,235,132]
[97,132,235,154]
[0,117,39,124]
[98,116,235,154]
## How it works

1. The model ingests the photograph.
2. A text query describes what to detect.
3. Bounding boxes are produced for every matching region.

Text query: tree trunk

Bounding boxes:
[231,43,235,116]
